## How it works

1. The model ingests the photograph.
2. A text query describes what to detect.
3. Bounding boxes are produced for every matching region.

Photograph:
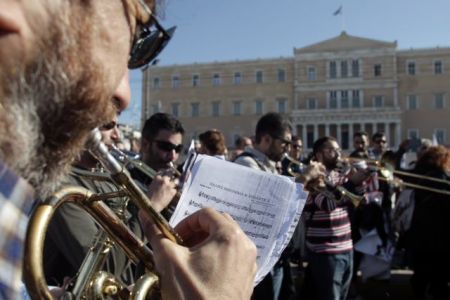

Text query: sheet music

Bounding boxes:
[170,155,308,284]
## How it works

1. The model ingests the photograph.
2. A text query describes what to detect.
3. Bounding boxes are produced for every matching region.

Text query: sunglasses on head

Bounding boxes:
[154,140,183,153]
[100,121,118,131]
[128,0,176,69]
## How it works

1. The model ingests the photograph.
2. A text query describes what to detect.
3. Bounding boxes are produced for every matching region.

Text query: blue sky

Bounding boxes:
[121,0,450,127]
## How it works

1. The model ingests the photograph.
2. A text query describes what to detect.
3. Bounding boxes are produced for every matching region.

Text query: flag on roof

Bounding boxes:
[333,5,343,16]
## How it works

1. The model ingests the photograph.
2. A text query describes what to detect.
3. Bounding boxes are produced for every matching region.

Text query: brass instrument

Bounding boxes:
[23,129,182,299]
[347,158,450,196]
[282,154,364,207]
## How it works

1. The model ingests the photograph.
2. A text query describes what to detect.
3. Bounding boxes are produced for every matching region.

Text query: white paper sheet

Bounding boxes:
[170,155,308,284]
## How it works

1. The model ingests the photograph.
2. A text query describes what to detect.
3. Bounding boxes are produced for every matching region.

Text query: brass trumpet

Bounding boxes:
[282,154,364,207]
[23,129,182,299]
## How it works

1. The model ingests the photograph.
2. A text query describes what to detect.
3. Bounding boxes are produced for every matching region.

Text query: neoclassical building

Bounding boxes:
[142,32,450,151]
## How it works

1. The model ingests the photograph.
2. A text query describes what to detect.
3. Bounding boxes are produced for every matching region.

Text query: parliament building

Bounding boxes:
[142,32,450,151]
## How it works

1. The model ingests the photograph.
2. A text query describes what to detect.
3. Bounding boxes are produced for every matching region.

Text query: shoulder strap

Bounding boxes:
[234,151,266,171]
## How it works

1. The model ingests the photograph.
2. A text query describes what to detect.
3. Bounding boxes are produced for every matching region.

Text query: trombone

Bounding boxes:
[282,154,364,207]
[346,158,450,196]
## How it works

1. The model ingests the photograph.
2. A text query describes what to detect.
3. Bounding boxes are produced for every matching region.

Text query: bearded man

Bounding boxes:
[0,1,256,299]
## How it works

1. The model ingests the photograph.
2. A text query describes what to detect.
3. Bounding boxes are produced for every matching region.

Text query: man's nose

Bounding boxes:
[166,149,177,161]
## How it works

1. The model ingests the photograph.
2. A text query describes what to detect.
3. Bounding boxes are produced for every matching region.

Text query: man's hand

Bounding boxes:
[139,208,257,300]
[297,161,327,192]
[147,175,177,212]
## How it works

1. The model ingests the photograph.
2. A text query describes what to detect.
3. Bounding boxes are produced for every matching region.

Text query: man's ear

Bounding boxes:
[141,138,150,152]
[261,134,272,146]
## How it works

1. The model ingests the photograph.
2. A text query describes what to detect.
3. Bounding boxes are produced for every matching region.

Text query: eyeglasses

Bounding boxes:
[271,135,292,147]
[323,147,342,155]
[100,121,118,131]
[153,140,183,153]
[128,0,176,69]
[292,144,303,150]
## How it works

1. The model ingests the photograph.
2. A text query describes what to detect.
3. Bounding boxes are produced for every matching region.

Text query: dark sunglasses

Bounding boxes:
[292,144,303,150]
[375,139,387,144]
[128,1,176,69]
[100,121,118,131]
[154,140,183,153]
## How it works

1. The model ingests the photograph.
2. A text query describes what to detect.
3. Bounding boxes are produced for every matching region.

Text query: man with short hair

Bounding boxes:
[0,1,257,298]
[231,136,253,161]
[140,113,185,173]
[281,135,304,176]
[369,132,388,160]
[303,136,367,300]
[350,131,370,158]
[235,112,292,300]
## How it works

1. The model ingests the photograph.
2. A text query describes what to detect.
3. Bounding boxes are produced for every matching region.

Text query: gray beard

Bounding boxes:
[0,7,114,198]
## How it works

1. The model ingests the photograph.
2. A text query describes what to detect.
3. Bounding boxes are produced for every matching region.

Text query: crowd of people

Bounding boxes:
[0,1,449,300]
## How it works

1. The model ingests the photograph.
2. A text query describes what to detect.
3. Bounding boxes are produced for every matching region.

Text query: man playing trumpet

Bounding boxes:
[0,0,256,299]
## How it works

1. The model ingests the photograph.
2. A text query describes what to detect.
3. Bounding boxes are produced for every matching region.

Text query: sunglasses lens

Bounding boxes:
[128,26,176,69]
[155,141,183,153]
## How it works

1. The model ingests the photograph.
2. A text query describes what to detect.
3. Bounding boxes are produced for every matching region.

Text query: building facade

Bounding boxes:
[142,32,450,151]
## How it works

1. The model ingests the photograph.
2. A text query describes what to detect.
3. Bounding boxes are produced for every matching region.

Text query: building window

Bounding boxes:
[256,71,263,83]
[408,129,419,140]
[152,104,160,114]
[277,69,286,82]
[407,61,416,75]
[434,93,445,109]
[340,91,349,108]
[191,102,200,117]
[307,67,316,81]
[374,96,384,108]
[192,74,200,87]
[341,61,348,78]
[277,98,287,114]
[212,101,220,117]
[153,77,160,89]
[255,99,263,115]
[329,61,337,78]
[407,95,418,110]
[234,72,242,85]
[212,73,220,86]
[307,98,316,109]
[233,101,242,116]
[352,90,361,108]
[172,75,179,88]
[329,91,338,108]
[171,103,180,117]
[434,128,446,144]
[352,59,359,77]
[374,64,382,77]
[434,60,443,74]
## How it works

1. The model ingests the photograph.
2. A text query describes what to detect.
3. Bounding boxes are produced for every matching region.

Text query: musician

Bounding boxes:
[0,1,256,299]
[281,135,304,176]
[303,136,368,300]
[43,105,154,286]
[235,112,294,300]
[136,113,185,183]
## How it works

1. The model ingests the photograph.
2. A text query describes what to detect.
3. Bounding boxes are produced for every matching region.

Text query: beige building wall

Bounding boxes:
[142,32,450,150]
